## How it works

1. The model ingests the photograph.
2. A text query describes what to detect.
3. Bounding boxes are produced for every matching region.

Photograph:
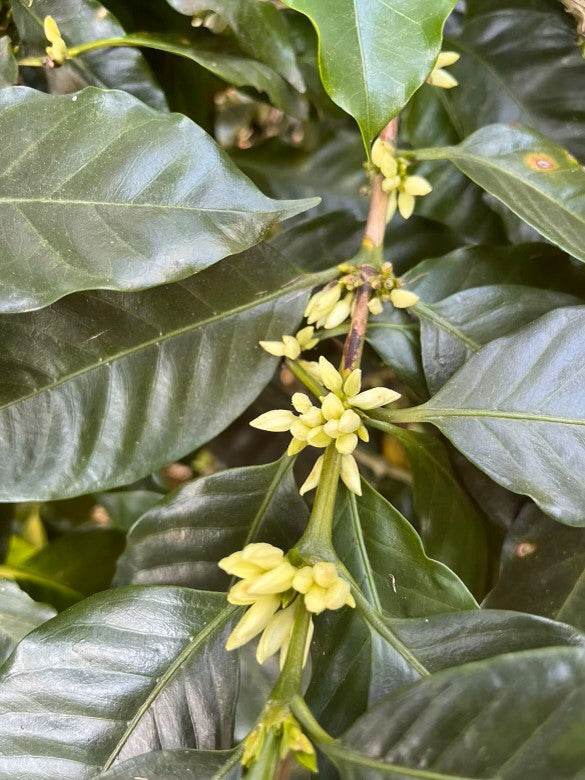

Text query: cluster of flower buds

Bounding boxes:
[242,706,317,773]
[220,543,354,665]
[372,139,433,220]
[259,326,318,360]
[427,51,460,89]
[43,16,68,65]
[304,281,355,330]
[250,356,400,496]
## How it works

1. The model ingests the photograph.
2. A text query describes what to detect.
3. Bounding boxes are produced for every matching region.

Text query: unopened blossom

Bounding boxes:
[243,709,317,773]
[304,284,355,330]
[259,326,318,360]
[390,288,420,309]
[372,140,432,220]
[292,562,355,614]
[427,51,460,89]
[43,16,68,64]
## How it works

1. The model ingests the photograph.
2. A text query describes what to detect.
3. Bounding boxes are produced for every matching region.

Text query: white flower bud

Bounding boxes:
[304,585,329,614]
[324,578,352,610]
[436,51,460,68]
[299,454,324,495]
[279,613,314,670]
[390,289,420,309]
[290,419,311,441]
[323,419,339,438]
[357,424,369,443]
[218,551,264,579]
[225,595,280,650]
[338,408,361,434]
[368,297,384,316]
[259,340,286,357]
[282,335,301,360]
[227,580,257,605]
[398,191,416,219]
[335,432,358,455]
[305,284,342,324]
[306,426,332,448]
[250,409,295,432]
[403,175,433,197]
[343,369,362,398]
[427,68,459,89]
[43,15,62,43]
[318,356,343,393]
[247,561,297,595]
[312,562,338,588]
[381,175,401,193]
[301,407,324,427]
[340,454,362,496]
[385,190,398,223]
[287,437,307,456]
[242,543,284,570]
[321,392,345,421]
[256,603,296,664]
[292,566,314,594]
[323,294,353,329]
[292,392,312,414]
[348,387,401,410]
[295,326,316,348]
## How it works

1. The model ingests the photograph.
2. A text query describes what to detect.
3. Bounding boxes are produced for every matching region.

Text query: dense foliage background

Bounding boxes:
[0,0,584,778]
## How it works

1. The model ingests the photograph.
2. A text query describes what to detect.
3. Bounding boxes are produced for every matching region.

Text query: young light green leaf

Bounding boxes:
[0,580,55,665]
[280,0,457,148]
[115,459,308,589]
[415,124,585,263]
[0,245,321,501]
[0,87,317,312]
[10,0,167,109]
[0,587,238,778]
[380,307,585,525]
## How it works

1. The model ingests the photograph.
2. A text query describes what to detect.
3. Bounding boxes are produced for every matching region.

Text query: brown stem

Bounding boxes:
[362,118,398,249]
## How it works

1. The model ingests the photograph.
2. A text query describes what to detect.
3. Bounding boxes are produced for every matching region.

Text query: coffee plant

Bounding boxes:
[0,0,584,777]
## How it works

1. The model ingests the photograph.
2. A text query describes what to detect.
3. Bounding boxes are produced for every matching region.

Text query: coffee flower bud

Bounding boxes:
[259,326,318,360]
[43,16,68,65]
[427,50,460,89]
[390,289,420,309]
[292,562,355,614]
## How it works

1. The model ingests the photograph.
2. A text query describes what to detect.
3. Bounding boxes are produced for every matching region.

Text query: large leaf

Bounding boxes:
[280,0,457,147]
[334,647,585,779]
[415,124,585,263]
[10,0,166,110]
[115,458,308,588]
[485,503,585,632]
[167,0,304,91]
[0,87,317,312]
[378,307,585,525]
[416,284,579,392]
[365,310,426,401]
[446,0,585,159]
[0,587,238,778]
[0,244,324,501]
[0,580,55,665]
[0,37,17,88]
[95,749,240,779]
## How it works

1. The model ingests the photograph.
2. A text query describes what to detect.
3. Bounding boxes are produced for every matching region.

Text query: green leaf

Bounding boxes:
[167,0,304,91]
[95,749,241,779]
[0,86,317,313]
[0,37,17,88]
[96,491,164,532]
[115,458,308,588]
[365,310,426,400]
[416,284,580,393]
[280,0,457,148]
[0,244,321,501]
[0,580,55,665]
[10,0,167,110]
[381,307,585,525]
[334,647,585,779]
[0,587,238,777]
[415,124,585,263]
[485,503,585,632]
[446,0,585,159]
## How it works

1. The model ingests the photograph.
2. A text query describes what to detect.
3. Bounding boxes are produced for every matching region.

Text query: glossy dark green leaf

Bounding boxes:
[417,124,585,263]
[0,245,320,501]
[365,310,426,400]
[446,0,585,159]
[0,86,317,312]
[416,284,579,392]
[280,0,457,147]
[485,503,585,632]
[0,587,238,777]
[96,491,163,532]
[0,36,17,88]
[10,0,167,109]
[335,647,585,779]
[115,458,308,588]
[0,580,55,665]
[384,307,585,525]
[95,749,240,779]
[167,0,304,91]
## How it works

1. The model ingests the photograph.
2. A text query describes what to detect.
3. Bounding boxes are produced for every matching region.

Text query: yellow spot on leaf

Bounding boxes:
[523,153,559,172]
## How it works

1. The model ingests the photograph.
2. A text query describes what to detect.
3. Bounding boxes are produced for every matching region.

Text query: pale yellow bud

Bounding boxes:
[256,603,296,663]
[242,543,284,570]
[436,51,460,68]
[43,15,61,43]
[250,409,295,432]
[290,419,311,441]
[371,139,396,172]
[279,614,314,670]
[227,580,257,605]
[338,408,361,434]
[292,566,314,594]
[321,392,345,421]
[358,424,369,442]
[398,191,416,219]
[304,584,329,614]
[305,284,342,324]
[427,68,459,89]
[247,561,297,595]
[225,595,280,650]
[381,175,401,193]
[218,551,264,579]
[292,392,312,414]
[403,175,433,197]
[299,360,323,384]
[306,426,332,448]
[299,454,324,495]
[343,369,362,398]
[368,297,384,316]
[46,38,67,64]
[349,387,401,410]
[324,578,352,610]
[301,407,324,427]
[282,335,301,360]
[335,432,358,455]
[259,340,286,357]
[323,294,353,330]
[390,289,420,309]
[318,356,343,393]
[340,454,362,496]
[385,190,398,223]
[312,562,338,588]
[242,724,265,768]
[295,326,316,348]
[323,419,339,438]
[287,437,306,456]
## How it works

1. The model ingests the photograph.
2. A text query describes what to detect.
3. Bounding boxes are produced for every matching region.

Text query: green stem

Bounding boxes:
[285,358,325,401]
[395,146,451,161]
[291,696,335,745]
[295,444,341,560]
[271,600,311,703]
[367,406,429,426]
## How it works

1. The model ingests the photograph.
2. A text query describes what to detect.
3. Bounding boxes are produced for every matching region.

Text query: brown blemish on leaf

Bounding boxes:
[515,541,537,558]
[523,153,559,172]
